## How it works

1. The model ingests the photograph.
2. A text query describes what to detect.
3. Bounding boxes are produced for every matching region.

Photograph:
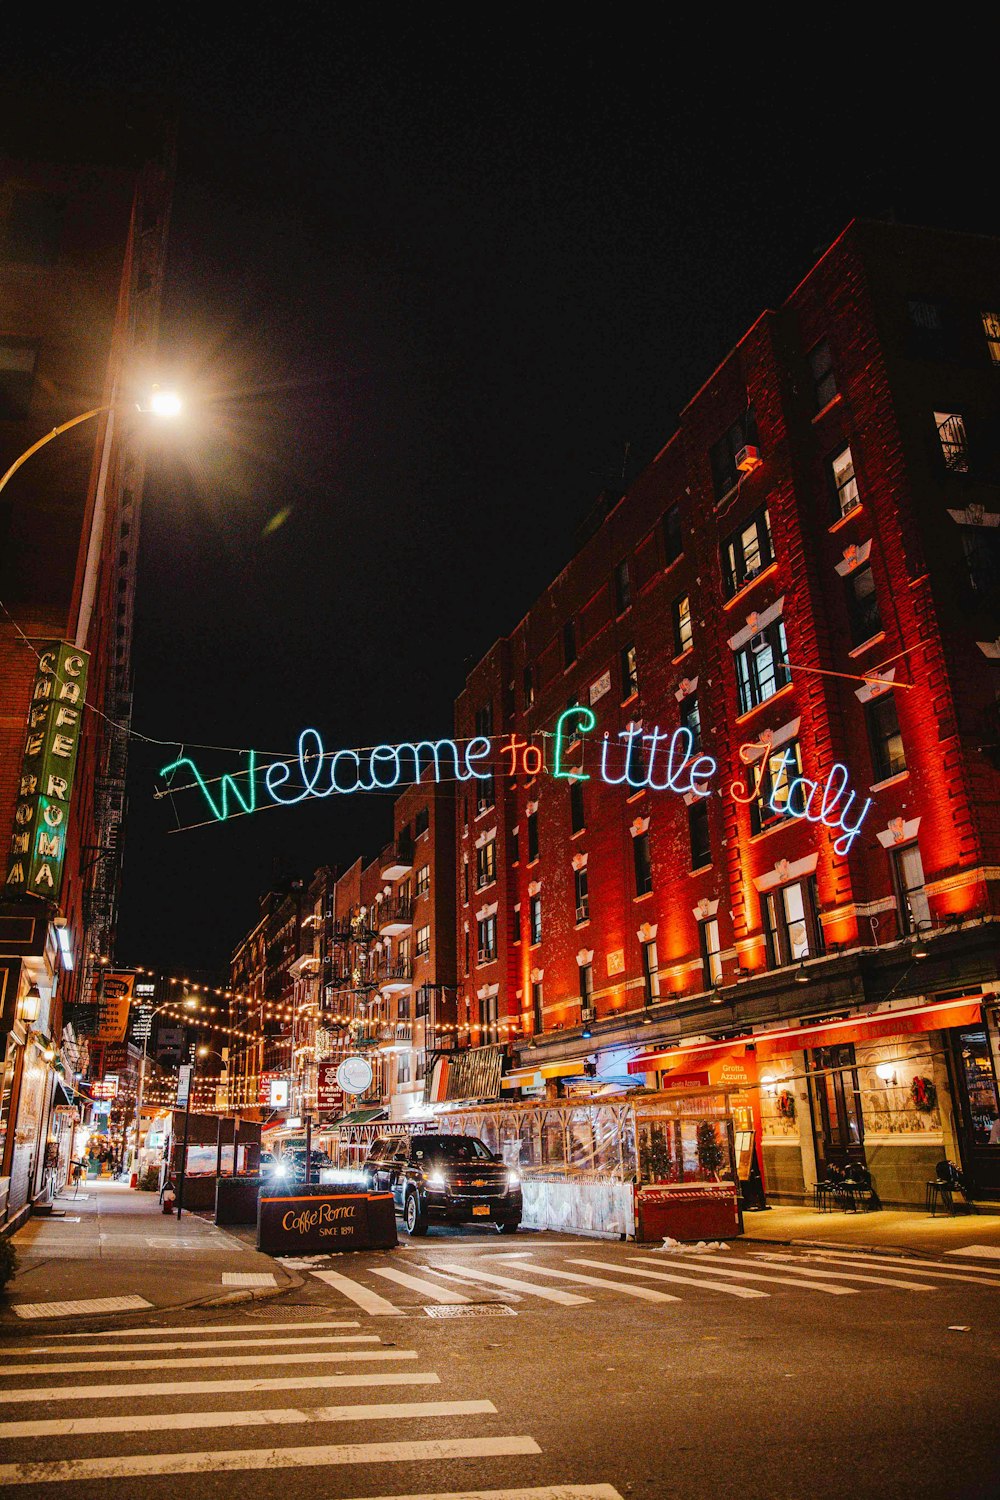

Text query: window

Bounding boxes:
[699,919,723,988]
[476,772,495,814]
[527,810,539,863]
[621,642,639,698]
[663,505,683,566]
[415,984,430,1019]
[475,703,493,737]
[866,693,906,782]
[414,806,429,837]
[569,779,585,834]
[477,915,496,963]
[398,935,411,968]
[397,1054,411,1085]
[734,618,791,715]
[563,619,577,667]
[641,940,660,1004]
[935,411,969,473]
[614,559,632,613]
[579,962,593,1006]
[891,844,930,934]
[721,506,774,599]
[532,981,544,1033]
[529,894,542,945]
[750,741,804,834]
[574,866,589,923]
[511,826,520,864]
[762,879,823,968]
[710,410,759,500]
[415,923,431,958]
[513,904,522,944]
[1,190,66,265]
[476,838,496,889]
[416,864,430,897]
[982,311,1000,365]
[633,832,653,896]
[479,991,498,1035]
[0,340,38,421]
[464,930,470,972]
[809,340,837,411]
[830,445,860,518]
[523,664,534,708]
[680,695,702,750]
[672,596,692,655]
[960,527,1000,597]
[845,565,883,646]
[688,799,711,868]
[463,862,469,903]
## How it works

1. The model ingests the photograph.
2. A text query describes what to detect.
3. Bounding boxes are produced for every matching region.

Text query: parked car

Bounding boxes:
[363,1132,521,1235]
[282,1148,334,1184]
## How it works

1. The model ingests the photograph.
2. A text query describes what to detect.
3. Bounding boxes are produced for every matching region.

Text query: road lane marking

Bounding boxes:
[203,1489,624,1500]
[416,1267,523,1301]
[370,1268,472,1303]
[434,1263,592,1306]
[628,1256,858,1295]
[500,1258,679,1303]
[0,1372,439,1407]
[0,1435,542,1485]
[20,1334,381,1356]
[309,1269,404,1315]
[1,1349,418,1377]
[568,1258,767,1299]
[11,1295,151,1320]
[786,1250,1000,1288]
[944,1246,1000,1262]
[0,1398,497,1440]
[54,1319,361,1338]
[726,1253,936,1292]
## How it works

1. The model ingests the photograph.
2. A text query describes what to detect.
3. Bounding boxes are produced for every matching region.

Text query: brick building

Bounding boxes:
[0,113,172,1227]
[456,219,1000,1206]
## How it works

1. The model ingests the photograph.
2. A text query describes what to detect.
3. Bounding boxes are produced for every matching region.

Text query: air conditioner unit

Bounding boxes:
[736,444,762,474]
[750,631,769,653]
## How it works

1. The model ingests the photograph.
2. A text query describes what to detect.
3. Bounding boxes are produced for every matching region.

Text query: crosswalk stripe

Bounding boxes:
[2,1349,418,1378]
[310,1269,404,1315]
[499,1258,678,1303]
[370,1268,472,1303]
[0,1397,498,1440]
[416,1267,524,1301]
[568,1258,767,1299]
[20,1333,380,1356]
[627,1256,857,1295]
[434,1262,592,1306]
[785,1250,1000,1288]
[0,1372,440,1407]
[55,1320,360,1338]
[718,1253,936,1292]
[0,1435,543,1485]
[207,1490,623,1500]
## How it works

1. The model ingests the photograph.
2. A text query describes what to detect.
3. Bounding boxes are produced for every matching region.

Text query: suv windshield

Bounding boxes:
[410,1135,496,1162]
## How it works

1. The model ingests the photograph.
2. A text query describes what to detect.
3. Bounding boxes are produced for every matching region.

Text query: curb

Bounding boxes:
[744,1234,941,1261]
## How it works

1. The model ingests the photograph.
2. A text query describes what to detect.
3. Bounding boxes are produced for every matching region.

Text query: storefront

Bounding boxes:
[948,1010,1000,1198]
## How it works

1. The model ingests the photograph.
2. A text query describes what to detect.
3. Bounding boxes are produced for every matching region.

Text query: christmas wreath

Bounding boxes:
[911,1075,937,1112]
[777,1089,796,1120]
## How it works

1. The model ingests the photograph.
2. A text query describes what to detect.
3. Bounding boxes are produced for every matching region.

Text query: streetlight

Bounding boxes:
[131,995,197,1186]
[198,1047,232,1181]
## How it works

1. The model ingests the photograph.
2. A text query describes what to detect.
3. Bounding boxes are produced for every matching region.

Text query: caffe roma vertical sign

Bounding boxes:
[5,642,89,902]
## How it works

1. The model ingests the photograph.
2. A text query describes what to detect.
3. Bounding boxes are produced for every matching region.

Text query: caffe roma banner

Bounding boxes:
[161,707,875,856]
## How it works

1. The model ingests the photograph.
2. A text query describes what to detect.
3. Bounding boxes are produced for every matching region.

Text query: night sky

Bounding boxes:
[8,22,995,977]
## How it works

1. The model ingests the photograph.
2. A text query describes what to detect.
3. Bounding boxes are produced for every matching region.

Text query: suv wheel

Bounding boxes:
[404,1189,429,1236]
[498,1219,520,1234]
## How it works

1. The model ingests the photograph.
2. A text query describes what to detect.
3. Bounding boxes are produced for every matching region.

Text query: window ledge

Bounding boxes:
[848,631,886,658]
[620,691,639,709]
[626,789,646,804]
[563,661,578,674]
[749,819,794,844]
[869,769,909,793]
[616,605,633,622]
[570,827,586,839]
[735,681,796,725]
[633,890,655,903]
[829,504,863,535]
[671,645,694,667]
[690,861,713,874]
[575,918,591,931]
[811,392,843,424]
[722,559,779,611]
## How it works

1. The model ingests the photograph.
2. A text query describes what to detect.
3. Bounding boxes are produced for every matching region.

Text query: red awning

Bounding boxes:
[628,997,983,1075]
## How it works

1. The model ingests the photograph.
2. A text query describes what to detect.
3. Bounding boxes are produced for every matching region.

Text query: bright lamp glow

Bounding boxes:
[507,1171,520,1188]
[875,1062,897,1083]
[149,388,182,418]
[55,924,73,971]
[426,1171,446,1189]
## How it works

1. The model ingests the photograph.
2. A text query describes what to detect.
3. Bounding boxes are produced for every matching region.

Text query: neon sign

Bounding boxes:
[160,708,874,853]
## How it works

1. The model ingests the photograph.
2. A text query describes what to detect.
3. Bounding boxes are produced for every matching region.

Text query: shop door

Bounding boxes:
[810,1043,866,1174]
[950,1027,1000,1198]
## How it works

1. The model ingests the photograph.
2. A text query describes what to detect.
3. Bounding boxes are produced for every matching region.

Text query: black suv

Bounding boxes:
[363,1133,521,1235]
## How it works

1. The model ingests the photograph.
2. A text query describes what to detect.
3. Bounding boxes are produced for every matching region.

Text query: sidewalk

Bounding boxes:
[0,1179,299,1323]
[742,1201,1000,1256]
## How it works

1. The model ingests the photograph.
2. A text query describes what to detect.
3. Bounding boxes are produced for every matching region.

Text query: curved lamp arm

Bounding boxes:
[0,406,111,502]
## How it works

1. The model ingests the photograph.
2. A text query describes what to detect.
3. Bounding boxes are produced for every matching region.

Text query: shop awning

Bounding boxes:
[628,996,983,1074]
[504,1060,589,1088]
[333,1106,388,1127]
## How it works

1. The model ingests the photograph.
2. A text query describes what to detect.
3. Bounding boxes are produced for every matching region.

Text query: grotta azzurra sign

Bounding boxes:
[161,707,875,856]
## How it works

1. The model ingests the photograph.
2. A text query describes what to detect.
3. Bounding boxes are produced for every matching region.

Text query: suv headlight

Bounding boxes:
[507,1171,521,1189]
[426,1171,446,1189]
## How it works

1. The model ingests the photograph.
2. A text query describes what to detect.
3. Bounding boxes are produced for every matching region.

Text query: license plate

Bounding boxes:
[472,1204,490,1216]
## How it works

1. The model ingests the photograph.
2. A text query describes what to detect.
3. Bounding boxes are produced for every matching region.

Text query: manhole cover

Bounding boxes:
[424,1303,517,1319]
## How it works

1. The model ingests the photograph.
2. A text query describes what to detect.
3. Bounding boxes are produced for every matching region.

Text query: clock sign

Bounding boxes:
[336,1056,374,1095]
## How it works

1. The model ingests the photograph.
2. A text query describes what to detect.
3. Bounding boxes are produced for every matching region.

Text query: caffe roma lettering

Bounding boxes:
[282,1201,356,1235]
[161,706,873,855]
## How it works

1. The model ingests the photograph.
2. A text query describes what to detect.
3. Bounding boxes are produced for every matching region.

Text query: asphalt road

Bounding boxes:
[2,1229,999,1499]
